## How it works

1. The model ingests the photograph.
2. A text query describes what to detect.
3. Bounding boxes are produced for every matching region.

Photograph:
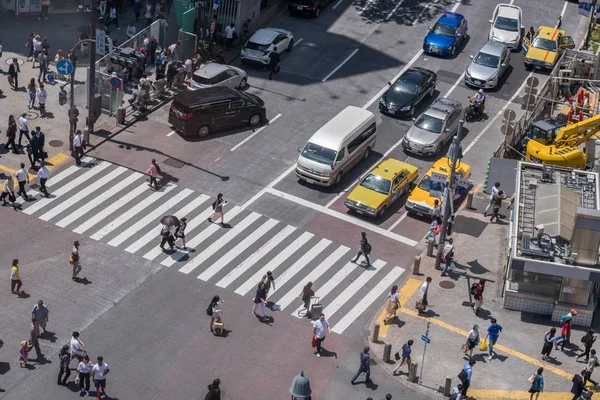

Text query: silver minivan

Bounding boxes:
[296,106,376,186]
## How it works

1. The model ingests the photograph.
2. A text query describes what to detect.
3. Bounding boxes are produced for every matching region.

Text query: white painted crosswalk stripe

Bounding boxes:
[216,225,296,289]
[39,166,128,222]
[235,231,314,296]
[90,184,176,241]
[24,162,112,216]
[13,190,40,206]
[275,245,349,311]
[126,195,209,254]
[198,218,279,281]
[107,188,194,247]
[332,266,404,334]
[46,157,94,188]
[180,212,261,274]
[56,172,143,228]
[267,238,331,298]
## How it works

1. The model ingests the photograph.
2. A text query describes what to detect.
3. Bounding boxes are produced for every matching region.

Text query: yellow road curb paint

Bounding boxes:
[0,151,71,191]
[376,278,422,338]
[468,389,576,400]
[397,307,574,381]
[472,182,483,194]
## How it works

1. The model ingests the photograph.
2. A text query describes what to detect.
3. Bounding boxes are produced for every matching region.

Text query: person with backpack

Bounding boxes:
[541,327,557,361]
[261,271,275,299]
[577,330,597,363]
[204,378,221,400]
[207,295,222,333]
[145,158,161,190]
[57,344,71,385]
[441,237,455,276]
[459,359,475,398]
[560,309,577,345]
[208,193,226,225]
[472,279,485,315]
[351,232,372,267]
[528,367,544,400]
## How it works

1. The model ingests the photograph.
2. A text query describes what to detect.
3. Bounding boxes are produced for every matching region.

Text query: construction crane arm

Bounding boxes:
[555,113,600,147]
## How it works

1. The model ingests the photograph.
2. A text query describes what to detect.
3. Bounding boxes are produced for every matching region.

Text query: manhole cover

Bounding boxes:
[163,157,185,168]
[503,109,516,121]
[526,76,539,88]
[4,58,25,66]
[501,124,514,136]
[439,281,455,289]
[48,140,63,147]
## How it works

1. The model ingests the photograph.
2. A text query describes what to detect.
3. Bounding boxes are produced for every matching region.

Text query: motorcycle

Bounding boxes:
[464,97,485,121]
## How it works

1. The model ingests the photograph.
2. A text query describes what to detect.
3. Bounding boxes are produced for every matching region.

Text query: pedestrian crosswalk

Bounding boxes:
[17,157,408,334]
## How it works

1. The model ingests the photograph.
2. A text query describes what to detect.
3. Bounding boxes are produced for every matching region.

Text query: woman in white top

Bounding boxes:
[464,324,480,359]
[70,331,86,361]
[77,354,92,395]
[384,285,400,324]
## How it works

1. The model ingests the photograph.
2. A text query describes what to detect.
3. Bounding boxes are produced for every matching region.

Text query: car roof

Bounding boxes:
[537,26,566,39]
[250,28,289,45]
[194,63,229,79]
[424,98,461,120]
[309,106,374,149]
[428,157,471,177]
[438,12,464,27]
[174,86,240,106]
[533,119,563,131]
[478,41,506,57]
[402,68,434,82]
[370,158,414,180]
[496,4,521,20]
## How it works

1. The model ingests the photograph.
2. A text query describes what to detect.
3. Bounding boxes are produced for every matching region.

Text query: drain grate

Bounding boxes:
[439,281,455,289]
[163,157,185,168]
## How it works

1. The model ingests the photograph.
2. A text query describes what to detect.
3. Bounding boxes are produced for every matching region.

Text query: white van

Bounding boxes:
[296,106,376,186]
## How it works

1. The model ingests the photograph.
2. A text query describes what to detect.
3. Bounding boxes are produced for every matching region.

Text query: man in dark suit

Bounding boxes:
[572,371,585,400]
[34,127,46,164]
[8,58,20,90]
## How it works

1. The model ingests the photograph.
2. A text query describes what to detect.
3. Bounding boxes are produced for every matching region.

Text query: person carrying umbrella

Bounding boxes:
[159,215,180,251]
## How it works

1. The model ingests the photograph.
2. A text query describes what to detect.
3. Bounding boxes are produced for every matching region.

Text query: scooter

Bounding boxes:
[464,97,485,121]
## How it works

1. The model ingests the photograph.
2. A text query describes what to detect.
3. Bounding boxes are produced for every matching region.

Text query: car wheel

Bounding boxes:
[428,86,435,97]
[314,7,320,17]
[198,125,210,137]
[333,172,342,185]
[288,39,294,52]
[249,113,262,127]
[450,46,455,57]
[363,146,371,160]
[377,206,387,219]
[239,78,247,89]
[409,106,415,117]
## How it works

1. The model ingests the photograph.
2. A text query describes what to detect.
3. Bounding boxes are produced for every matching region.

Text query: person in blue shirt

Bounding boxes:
[485,318,503,360]
[528,367,544,400]
[460,359,475,398]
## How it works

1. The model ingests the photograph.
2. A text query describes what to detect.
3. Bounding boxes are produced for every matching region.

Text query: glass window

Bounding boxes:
[432,23,457,37]
[347,123,376,154]
[209,102,230,113]
[360,174,391,195]
[509,270,562,298]
[337,147,345,161]
[494,16,519,32]
[301,142,337,165]
[226,69,238,78]
[414,114,444,134]
[230,99,245,109]
[212,72,229,84]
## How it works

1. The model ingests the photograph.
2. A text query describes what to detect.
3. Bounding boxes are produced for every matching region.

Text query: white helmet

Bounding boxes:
[478,89,484,94]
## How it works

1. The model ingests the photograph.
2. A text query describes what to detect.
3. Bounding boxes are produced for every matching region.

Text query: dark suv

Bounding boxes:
[289,0,329,17]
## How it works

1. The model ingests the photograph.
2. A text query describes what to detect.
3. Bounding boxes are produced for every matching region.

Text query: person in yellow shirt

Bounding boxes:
[11,259,22,294]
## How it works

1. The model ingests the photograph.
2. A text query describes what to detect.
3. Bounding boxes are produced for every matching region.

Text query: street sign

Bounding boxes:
[56,59,73,76]
[421,335,430,344]
[110,77,122,89]
[46,72,55,83]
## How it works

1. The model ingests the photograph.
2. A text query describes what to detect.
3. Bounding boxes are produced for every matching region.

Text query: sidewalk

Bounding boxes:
[367,193,600,400]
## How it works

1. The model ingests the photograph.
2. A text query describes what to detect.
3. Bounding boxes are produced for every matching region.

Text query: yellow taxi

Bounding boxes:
[405,157,471,217]
[523,26,574,70]
[345,158,418,218]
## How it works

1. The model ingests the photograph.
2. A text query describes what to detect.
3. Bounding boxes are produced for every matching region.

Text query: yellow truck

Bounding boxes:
[522,26,574,70]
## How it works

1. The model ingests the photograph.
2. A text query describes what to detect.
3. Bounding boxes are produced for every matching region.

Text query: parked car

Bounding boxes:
[523,26,574,70]
[423,12,468,57]
[240,28,294,65]
[345,158,418,218]
[402,98,463,156]
[189,63,248,91]
[465,41,510,89]
[289,0,329,17]
[169,86,266,138]
[379,67,437,118]
[489,3,523,49]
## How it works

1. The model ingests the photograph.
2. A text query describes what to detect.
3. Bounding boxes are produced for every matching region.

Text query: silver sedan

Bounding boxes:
[464,41,510,89]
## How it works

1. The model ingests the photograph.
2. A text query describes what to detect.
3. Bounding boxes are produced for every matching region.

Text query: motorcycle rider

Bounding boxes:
[469,89,485,115]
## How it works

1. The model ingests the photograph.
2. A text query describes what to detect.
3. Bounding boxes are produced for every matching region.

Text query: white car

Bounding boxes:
[489,3,523,50]
[240,28,294,65]
[188,63,248,90]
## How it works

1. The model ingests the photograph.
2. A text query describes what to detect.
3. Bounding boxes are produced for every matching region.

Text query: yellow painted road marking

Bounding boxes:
[397,307,574,381]
[473,182,483,194]
[0,152,71,191]
[376,278,422,338]
[469,389,575,400]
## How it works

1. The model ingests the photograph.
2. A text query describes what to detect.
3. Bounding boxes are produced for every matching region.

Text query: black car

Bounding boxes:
[379,68,437,118]
[289,0,329,17]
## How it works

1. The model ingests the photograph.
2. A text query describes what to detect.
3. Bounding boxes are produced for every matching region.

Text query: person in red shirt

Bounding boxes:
[472,280,485,316]
[556,320,571,351]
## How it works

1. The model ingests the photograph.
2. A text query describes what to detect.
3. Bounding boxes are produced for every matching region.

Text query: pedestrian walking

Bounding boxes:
[37,51,48,83]
[392,340,413,374]
[560,309,577,345]
[556,318,572,351]
[484,182,500,216]
[32,36,42,67]
[11,259,22,294]
[489,190,506,223]
[41,37,50,57]
[32,300,49,333]
[19,340,33,368]
[126,22,136,39]
[464,324,480,359]
[528,367,544,400]
[37,84,47,116]
[459,359,475,398]
[261,271,276,298]
[77,354,93,395]
[383,285,400,324]
[416,277,432,315]
[16,163,30,200]
[252,282,269,320]
[144,1,153,26]
[1,176,17,208]
[8,58,20,90]
[70,241,82,280]
[207,295,223,333]
[133,0,141,21]
[5,115,18,153]
[159,225,175,251]
[57,344,71,385]
[298,281,316,316]
[312,313,332,357]
[572,372,585,400]
[106,4,118,29]
[30,130,41,168]
[28,318,43,359]
[73,130,85,165]
[556,15,562,29]
[225,23,235,50]
[351,346,372,385]
[174,217,187,249]
[92,356,110,398]
[484,318,503,360]
[577,330,597,362]
[268,47,280,80]
[36,161,50,197]
[27,78,36,109]
[441,238,455,276]
[40,0,50,19]
[145,158,161,189]
[70,331,86,361]
[351,232,372,267]
[208,193,227,224]
[25,33,34,61]
[26,143,36,169]
[541,327,557,361]
[425,216,440,246]
[472,279,485,315]
[450,384,464,400]
[583,350,599,388]
[204,378,221,400]
[18,113,31,147]
[99,0,107,17]
[433,199,442,219]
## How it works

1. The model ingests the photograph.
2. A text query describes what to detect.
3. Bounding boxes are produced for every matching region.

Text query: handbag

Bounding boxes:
[528,374,535,383]
[71,150,78,158]
[394,351,401,361]
[74,374,80,384]
[461,344,468,353]
[479,339,488,351]
[7,76,13,85]
[458,369,468,383]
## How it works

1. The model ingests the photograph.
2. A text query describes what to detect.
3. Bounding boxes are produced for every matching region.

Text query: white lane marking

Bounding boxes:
[332,266,404,334]
[275,245,350,311]
[216,225,297,288]
[560,0,568,17]
[387,210,408,231]
[332,0,343,9]
[293,38,303,47]
[161,206,243,267]
[322,49,359,82]
[386,0,405,20]
[57,172,143,228]
[108,188,194,247]
[90,184,176,241]
[463,71,533,155]
[268,188,418,246]
[24,162,112,216]
[73,182,149,234]
[359,0,375,14]
[267,238,331,297]
[411,1,434,26]
[39,167,128,222]
[241,163,297,209]
[46,157,94,188]
[198,214,279,281]
[167,131,175,137]
[234,231,314,296]
[125,195,210,254]
[323,259,386,320]
[444,71,467,99]
[230,113,282,152]
[14,190,39,206]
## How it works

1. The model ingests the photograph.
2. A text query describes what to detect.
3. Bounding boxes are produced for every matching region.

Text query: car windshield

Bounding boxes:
[417,175,447,192]
[245,41,270,51]
[494,16,519,32]
[301,142,337,165]
[414,114,444,134]
[392,78,418,95]
[473,52,500,68]
[192,74,211,85]
[433,23,457,37]
[360,174,391,195]
[532,37,556,52]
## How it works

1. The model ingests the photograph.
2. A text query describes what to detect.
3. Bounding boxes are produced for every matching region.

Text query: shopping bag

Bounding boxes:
[479,339,487,351]
[461,344,468,353]
[7,76,13,85]
[311,335,317,348]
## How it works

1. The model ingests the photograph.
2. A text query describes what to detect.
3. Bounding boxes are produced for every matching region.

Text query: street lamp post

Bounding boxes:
[67,38,96,150]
